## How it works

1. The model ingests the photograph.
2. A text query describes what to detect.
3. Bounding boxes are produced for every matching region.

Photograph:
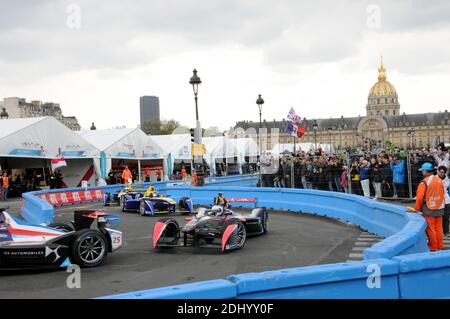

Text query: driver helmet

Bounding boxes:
[211,205,224,216]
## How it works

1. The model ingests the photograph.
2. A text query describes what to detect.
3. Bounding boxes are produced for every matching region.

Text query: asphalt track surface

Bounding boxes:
[0,199,363,299]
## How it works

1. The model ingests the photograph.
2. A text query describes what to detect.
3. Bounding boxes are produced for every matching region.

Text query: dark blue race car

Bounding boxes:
[121,192,193,216]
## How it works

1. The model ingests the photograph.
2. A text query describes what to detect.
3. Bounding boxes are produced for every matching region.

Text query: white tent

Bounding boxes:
[149,134,192,177]
[0,117,99,187]
[79,128,164,181]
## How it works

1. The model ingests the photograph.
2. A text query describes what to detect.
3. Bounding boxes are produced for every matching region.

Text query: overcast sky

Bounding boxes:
[1,0,450,131]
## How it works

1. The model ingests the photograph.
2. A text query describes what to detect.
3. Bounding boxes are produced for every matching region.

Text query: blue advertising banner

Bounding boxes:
[9,148,42,156]
[61,150,85,157]
[143,152,160,158]
[116,152,135,158]
[100,151,107,178]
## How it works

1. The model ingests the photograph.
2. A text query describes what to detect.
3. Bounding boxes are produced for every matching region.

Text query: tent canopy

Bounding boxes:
[0,117,98,159]
[151,134,192,160]
[79,128,163,159]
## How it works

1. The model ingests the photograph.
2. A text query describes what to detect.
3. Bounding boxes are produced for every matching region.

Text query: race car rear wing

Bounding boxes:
[73,210,120,230]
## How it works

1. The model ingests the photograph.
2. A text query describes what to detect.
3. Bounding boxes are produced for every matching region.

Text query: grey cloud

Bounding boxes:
[0,0,449,82]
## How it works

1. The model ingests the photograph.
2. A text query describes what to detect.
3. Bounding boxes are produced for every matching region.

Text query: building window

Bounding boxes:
[377,98,380,104]
[393,110,396,115]
[385,98,388,104]
[385,110,389,115]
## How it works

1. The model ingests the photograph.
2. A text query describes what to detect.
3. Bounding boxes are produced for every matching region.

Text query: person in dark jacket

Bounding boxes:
[370,157,383,198]
[380,156,393,197]
[411,154,423,197]
[293,157,303,188]
[55,170,64,189]
[300,159,308,189]
[280,157,291,188]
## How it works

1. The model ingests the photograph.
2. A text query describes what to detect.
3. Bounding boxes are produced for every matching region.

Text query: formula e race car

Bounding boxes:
[104,185,156,207]
[121,190,193,216]
[152,205,268,252]
[0,207,122,269]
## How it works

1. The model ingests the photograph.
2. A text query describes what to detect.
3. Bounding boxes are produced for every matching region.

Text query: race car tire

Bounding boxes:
[223,221,246,252]
[139,200,147,216]
[250,207,268,234]
[178,197,191,214]
[71,229,108,268]
[48,222,74,232]
[155,217,180,249]
[261,209,268,234]
[119,196,125,210]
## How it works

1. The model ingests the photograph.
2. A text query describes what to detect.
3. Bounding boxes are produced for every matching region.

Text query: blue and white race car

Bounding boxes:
[121,191,193,216]
[0,207,122,269]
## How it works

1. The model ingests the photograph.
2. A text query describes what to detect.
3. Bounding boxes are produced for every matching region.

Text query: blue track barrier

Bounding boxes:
[98,279,237,299]
[19,175,257,225]
[18,174,450,298]
[157,186,428,259]
[393,250,450,298]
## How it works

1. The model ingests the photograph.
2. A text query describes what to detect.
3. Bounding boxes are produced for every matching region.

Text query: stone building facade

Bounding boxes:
[234,59,450,151]
[2,97,81,131]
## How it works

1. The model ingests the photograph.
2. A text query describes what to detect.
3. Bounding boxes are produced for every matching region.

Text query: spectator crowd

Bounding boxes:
[260,145,450,200]
[260,142,450,248]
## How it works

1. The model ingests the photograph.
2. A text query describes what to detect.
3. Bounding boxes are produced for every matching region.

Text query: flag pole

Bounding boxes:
[291,135,296,188]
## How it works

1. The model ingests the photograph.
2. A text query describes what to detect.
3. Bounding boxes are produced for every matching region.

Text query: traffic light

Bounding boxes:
[189,128,195,143]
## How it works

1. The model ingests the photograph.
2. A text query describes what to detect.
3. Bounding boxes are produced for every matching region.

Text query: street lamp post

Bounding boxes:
[189,69,203,184]
[256,94,264,187]
[407,128,415,149]
[312,120,318,151]
[328,126,332,154]
[189,69,202,144]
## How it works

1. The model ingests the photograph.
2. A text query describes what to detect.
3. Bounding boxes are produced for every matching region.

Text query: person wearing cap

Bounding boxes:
[415,162,445,251]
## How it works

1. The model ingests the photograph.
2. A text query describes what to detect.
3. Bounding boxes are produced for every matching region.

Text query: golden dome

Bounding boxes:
[369,57,397,97]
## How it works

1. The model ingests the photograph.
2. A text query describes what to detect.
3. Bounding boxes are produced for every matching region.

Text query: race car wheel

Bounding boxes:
[48,223,74,232]
[71,229,108,268]
[178,197,189,208]
[261,210,268,234]
[139,200,147,216]
[224,221,246,252]
[119,196,125,210]
[155,218,180,248]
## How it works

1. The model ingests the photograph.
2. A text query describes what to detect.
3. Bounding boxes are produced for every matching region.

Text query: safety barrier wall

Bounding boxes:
[20,175,257,225]
[100,252,450,299]
[158,186,428,259]
[101,185,450,299]
[101,259,401,299]
[19,176,450,298]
